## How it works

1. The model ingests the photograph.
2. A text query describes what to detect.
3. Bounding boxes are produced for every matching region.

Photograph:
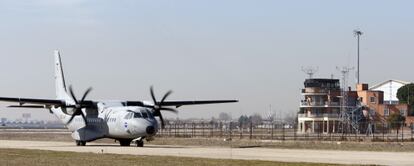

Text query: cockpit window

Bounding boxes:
[141,112,148,118]
[134,112,142,118]
[146,110,154,119]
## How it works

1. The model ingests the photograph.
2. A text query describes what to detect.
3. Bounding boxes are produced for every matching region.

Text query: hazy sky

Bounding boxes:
[0,0,413,121]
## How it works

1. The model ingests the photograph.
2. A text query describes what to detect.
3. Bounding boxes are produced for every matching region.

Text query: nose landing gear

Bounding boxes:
[136,140,144,147]
[133,137,145,147]
[75,140,86,146]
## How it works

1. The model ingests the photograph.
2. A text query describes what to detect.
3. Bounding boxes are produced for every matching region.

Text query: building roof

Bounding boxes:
[369,79,411,90]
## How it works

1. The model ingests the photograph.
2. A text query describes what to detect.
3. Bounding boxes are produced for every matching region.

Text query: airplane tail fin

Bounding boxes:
[54,50,72,102]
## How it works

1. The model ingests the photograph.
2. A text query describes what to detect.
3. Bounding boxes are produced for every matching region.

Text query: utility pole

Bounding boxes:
[354,30,363,84]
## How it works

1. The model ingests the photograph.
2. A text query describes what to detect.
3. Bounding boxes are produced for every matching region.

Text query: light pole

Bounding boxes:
[354,30,363,84]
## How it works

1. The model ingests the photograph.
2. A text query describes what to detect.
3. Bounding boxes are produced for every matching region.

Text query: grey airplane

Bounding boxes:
[0,51,237,147]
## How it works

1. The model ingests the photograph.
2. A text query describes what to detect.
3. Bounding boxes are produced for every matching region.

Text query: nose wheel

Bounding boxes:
[136,140,144,147]
[75,140,86,146]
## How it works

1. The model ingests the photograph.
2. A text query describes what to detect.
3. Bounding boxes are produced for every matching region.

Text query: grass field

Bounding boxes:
[0,148,348,166]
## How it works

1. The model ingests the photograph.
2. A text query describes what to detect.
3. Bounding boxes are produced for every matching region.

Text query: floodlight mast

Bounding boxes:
[354,29,363,84]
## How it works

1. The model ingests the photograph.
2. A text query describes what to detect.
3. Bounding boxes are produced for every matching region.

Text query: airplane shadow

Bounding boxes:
[86,144,187,148]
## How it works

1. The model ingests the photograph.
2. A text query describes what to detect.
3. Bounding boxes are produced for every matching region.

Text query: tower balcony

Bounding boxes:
[300,101,340,107]
[301,88,329,95]
[298,113,339,118]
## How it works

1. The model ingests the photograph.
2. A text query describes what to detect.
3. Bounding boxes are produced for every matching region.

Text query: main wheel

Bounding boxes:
[136,140,144,147]
[119,139,131,146]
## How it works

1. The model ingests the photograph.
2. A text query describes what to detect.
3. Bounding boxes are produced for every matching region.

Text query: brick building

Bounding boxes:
[298,79,412,133]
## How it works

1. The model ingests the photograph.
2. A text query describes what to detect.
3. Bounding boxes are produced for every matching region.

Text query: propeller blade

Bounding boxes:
[80,111,88,125]
[69,85,78,105]
[148,86,175,129]
[159,112,165,129]
[150,86,157,104]
[66,85,92,126]
[67,112,76,124]
[160,90,172,104]
[80,87,92,102]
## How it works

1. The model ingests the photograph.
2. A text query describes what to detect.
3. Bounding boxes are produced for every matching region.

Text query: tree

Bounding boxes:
[218,112,231,121]
[249,113,263,125]
[387,112,406,133]
[238,115,249,128]
[210,116,217,123]
[397,83,414,115]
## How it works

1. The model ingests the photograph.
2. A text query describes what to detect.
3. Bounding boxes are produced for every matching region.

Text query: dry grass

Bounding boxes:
[2,130,414,152]
[152,137,414,152]
[0,148,348,166]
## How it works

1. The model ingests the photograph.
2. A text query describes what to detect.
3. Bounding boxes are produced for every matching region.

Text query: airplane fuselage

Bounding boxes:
[51,101,158,143]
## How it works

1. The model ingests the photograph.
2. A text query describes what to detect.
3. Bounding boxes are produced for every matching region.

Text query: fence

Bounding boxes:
[157,121,414,142]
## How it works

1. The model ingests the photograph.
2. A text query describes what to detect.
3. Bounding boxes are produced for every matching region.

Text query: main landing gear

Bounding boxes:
[119,139,132,146]
[75,140,86,146]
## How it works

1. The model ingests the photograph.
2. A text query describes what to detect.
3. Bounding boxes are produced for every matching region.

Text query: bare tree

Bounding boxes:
[249,113,263,125]
[283,111,297,125]
[218,112,231,121]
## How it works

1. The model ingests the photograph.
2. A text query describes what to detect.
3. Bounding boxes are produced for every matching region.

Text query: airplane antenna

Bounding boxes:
[301,66,318,79]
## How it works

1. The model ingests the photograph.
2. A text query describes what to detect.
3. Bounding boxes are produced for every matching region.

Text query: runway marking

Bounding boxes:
[1,140,414,166]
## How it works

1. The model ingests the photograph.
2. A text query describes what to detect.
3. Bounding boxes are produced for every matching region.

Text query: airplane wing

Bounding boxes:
[0,97,93,108]
[0,97,237,109]
[0,97,63,108]
[159,100,238,108]
[126,100,238,108]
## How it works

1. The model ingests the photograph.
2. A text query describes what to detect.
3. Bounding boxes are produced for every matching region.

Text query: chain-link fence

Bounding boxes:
[157,121,414,142]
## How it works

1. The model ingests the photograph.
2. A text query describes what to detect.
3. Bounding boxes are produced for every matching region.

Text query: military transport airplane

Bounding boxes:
[0,51,237,147]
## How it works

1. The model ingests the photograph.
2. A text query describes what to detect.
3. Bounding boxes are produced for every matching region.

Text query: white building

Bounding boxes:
[369,80,411,104]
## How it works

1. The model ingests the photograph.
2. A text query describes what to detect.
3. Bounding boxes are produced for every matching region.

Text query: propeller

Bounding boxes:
[66,85,92,125]
[150,86,177,129]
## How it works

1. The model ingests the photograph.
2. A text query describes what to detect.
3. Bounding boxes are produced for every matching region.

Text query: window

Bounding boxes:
[370,96,376,103]
[384,108,389,116]
[134,112,142,118]
[141,112,148,118]
[400,109,406,116]
[124,113,133,119]
[146,110,154,119]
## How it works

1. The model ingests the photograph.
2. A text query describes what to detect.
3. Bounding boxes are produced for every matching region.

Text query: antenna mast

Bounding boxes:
[301,66,319,79]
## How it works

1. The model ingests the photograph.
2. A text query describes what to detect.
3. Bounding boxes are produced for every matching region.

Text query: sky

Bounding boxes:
[0,0,413,121]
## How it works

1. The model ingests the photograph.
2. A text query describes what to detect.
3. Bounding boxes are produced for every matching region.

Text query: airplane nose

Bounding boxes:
[146,126,155,135]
